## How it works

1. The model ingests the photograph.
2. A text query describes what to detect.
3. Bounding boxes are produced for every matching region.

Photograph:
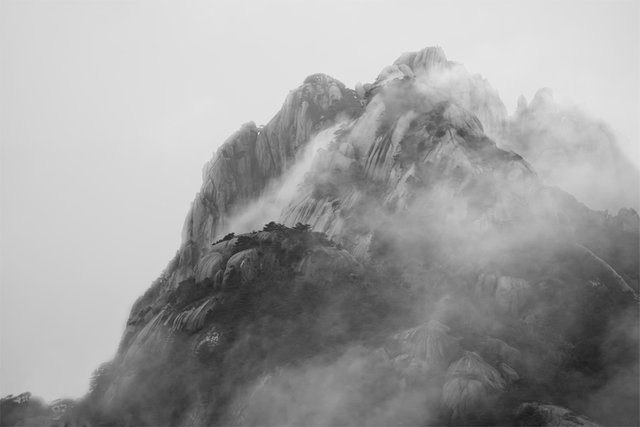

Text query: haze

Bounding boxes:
[1,0,638,401]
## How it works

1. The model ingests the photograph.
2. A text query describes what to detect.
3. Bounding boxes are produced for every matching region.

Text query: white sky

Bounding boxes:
[1,0,638,401]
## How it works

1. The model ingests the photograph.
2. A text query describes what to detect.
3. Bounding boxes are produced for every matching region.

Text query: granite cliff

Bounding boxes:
[7,47,638,427]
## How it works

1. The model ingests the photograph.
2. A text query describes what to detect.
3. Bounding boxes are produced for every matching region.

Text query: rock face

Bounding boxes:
[67,47,639,426]
[174,74,362,289]
[441,351,506,423]
[280,95,536,258]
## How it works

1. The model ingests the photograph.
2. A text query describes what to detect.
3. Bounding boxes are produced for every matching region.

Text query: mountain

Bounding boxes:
[9,47,638,427]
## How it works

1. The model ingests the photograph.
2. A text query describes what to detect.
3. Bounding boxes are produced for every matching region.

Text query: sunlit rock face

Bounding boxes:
[69,47,639,427]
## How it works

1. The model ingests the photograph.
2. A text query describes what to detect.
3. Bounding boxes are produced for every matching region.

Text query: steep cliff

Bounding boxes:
[56,47,639,427]
[174,74,362,286]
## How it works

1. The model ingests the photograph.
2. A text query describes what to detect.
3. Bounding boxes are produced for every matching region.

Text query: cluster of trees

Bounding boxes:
[263,221,311,232]
[71,221,412,426]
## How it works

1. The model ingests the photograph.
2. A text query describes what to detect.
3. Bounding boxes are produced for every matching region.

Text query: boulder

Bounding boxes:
[442,352,506,422]
[495,276,530,314]
[392,320,460,374]
[222,249,261,288]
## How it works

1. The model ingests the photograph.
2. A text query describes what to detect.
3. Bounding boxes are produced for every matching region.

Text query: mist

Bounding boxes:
[499,89,640,212]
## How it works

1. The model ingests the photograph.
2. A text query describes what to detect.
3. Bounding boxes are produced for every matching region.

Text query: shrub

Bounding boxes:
[213,232,235,245]
[263,222,289,232]
[293,223,312,232]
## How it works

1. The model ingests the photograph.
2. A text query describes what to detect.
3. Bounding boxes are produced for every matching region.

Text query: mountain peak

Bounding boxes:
[393,46,449,74]
[530,87,555,110]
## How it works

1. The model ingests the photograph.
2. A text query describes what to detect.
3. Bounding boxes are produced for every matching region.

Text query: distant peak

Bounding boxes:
[530,87,555,109]
[516,94,528,115]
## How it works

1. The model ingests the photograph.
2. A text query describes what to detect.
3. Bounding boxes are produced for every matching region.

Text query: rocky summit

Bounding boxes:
[6,47,638,427]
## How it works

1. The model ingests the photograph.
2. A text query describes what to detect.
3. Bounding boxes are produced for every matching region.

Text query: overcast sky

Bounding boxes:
[1,0,638,401]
